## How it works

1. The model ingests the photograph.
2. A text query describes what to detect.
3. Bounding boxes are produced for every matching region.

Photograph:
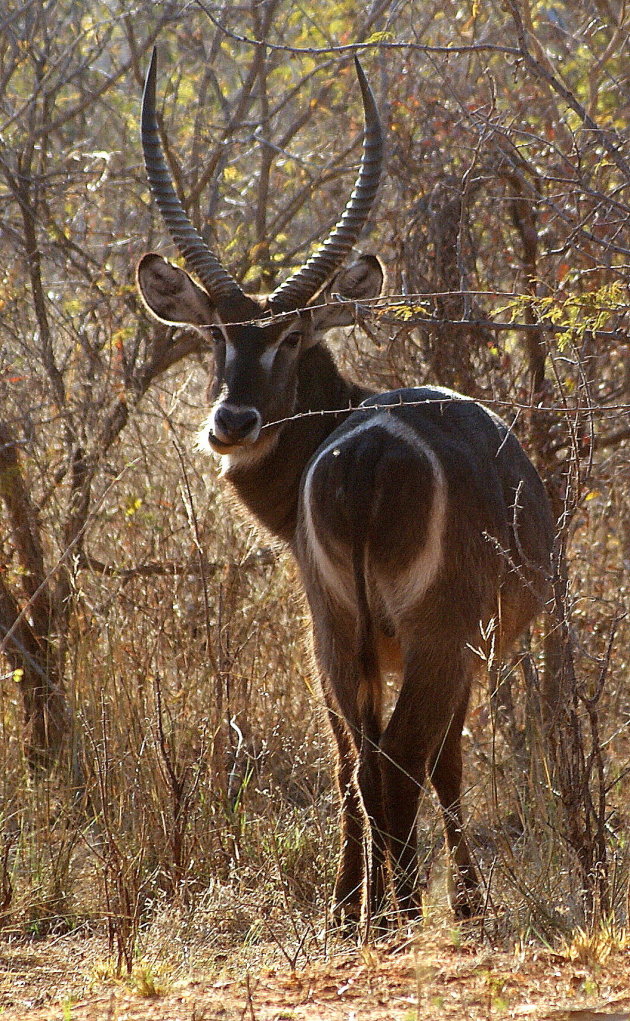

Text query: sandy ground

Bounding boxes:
[2,929,630,1020]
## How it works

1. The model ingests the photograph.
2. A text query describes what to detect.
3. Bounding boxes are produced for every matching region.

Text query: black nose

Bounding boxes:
[213,405,261,444]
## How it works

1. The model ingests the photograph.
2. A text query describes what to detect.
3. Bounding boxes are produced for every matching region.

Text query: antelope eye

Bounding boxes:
[209,325,225,344]
[282,331,302,349]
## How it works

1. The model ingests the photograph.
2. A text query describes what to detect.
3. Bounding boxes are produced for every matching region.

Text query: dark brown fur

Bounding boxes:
[134,55,552,926]
[138,252,554,928]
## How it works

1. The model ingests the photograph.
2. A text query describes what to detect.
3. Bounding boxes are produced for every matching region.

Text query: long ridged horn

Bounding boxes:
[141,48,254,320]
[269,57,383,314]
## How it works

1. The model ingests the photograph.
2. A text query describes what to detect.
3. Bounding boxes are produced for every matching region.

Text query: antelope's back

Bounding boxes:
[298,386,554,645]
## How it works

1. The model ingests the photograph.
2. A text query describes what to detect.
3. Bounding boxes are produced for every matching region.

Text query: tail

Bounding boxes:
[351,491,381,722]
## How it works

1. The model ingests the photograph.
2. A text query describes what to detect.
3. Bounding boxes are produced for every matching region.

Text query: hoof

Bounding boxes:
[445,857,483,920]
[392,878,425,924]
[448,875,483,920]
[332,897,362,935]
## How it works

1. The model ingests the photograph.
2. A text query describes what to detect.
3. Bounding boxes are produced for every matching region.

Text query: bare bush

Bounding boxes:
[0,0,628,967]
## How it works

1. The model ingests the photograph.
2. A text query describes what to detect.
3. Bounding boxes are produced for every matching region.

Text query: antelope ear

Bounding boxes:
[136,253,218,327]
[309,254,385,333]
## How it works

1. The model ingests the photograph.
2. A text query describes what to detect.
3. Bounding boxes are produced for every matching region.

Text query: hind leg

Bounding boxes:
[378,648,475,918]
[327,690,391,924]
[313,619,389,926]
[429,687,481,918]
[355,705,391,922]
[377,735,424,917]
[324,702,365,923]
[377,674,430,916]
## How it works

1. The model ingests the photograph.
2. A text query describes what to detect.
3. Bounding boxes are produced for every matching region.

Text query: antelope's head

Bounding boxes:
[136,49,384,461]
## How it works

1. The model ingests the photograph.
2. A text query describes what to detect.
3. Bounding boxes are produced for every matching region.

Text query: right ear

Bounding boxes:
[309,254,386,333]
[136,253,218,327]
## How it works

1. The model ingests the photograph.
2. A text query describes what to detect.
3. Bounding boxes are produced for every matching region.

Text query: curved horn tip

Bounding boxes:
[146,45,158,83]
[268,55,383,313]
[353,55,366,82]
[142,46,158,113]
[353,55,381,128]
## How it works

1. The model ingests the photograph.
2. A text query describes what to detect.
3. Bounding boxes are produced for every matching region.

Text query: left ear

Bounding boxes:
[308,254,385,335]
[136,253,218,328]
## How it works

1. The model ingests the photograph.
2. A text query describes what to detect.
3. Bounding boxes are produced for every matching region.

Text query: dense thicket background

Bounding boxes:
[1,0,628,971]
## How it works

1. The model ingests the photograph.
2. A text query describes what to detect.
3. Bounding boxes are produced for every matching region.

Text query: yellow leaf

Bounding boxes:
[364,30,395,45]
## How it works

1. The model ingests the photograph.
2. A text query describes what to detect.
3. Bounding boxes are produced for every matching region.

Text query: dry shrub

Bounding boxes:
[1,0,628,973]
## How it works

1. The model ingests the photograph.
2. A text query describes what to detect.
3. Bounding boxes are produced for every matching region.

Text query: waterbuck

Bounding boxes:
[136,48,554,924]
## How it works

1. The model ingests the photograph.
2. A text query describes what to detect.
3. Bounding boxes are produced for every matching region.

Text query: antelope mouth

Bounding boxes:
[200,424,268,457]
[206,427,266,454]
[199,423,281,469]
[205,431,241,454]
[196,419,242,456]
